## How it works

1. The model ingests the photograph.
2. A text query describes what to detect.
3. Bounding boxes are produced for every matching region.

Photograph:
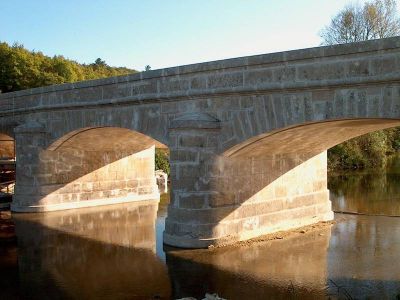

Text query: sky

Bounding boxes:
[0,0,388,71]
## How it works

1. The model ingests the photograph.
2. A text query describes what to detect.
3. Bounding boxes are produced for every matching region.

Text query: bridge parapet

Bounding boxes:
[1,37,400,118]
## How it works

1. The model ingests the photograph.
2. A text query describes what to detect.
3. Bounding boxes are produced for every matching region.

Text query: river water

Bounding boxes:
[1,158,400,299]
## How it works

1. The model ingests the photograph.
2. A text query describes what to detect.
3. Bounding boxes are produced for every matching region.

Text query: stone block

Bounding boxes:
[179,193,207,209]
[170,150,198,162]
[138,186,153,195]
[347,59,370,77]
[207,72,243,89]
[159,78,189,93]
[244,69,273,86]
[131,79,158,95]
[208,192,236,208]
[273,66,296,82]
[371,56,398,75]
[178,135,207,148]
[190,77,207,90]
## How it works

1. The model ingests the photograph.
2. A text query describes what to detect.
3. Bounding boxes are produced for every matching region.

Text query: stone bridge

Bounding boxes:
[1,37,400,248]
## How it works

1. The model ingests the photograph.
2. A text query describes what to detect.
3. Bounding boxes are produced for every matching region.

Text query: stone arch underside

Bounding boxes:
[225,119,400,158]
[12,126,167,212]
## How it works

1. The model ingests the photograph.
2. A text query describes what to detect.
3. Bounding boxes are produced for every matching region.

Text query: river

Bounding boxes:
[1,157,400,299]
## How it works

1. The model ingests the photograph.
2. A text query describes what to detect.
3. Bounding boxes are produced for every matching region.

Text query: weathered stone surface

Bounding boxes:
[1,37,400,248]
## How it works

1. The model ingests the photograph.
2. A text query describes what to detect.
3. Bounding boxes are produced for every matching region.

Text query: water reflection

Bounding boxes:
[166,227,332,300]
[329,155,400,216]
[1,158,400,299]
[12,201,171,300]
[328,215,400,299]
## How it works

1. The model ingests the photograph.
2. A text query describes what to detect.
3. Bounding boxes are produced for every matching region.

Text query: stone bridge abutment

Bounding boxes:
[1,37,400,247]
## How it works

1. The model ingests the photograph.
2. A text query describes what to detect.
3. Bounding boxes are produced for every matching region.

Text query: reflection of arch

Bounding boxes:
[167,225,332,299]
[13,201,171,299]
[12,127,167,212]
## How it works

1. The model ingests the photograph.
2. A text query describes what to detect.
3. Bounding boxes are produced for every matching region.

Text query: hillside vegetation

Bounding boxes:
[0,42,135,93]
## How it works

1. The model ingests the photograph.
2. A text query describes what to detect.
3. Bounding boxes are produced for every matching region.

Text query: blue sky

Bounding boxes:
[0,0,381,71]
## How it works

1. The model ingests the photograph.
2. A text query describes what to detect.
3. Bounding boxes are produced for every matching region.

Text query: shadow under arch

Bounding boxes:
[165,118,400,248]
[12,126,168,213]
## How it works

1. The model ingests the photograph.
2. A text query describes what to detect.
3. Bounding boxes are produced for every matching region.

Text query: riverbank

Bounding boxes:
[328,128,400,171]
[205,220,335,250]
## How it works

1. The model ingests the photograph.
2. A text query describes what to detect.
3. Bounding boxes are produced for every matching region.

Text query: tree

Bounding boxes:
[0,42,136,93]
[320,0,400,45]
[145,65,151,71]
[94,58,106,66]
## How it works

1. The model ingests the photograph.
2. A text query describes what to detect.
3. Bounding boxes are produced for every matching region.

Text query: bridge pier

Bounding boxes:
[12,122,159,212]
[164,113,333,248]
[165,146,333,248]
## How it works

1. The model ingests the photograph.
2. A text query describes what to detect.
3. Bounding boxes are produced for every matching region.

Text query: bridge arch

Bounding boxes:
[12,126,167,212]
[224,118,400,158]
[1,37,400,248]
[164,117,400,248]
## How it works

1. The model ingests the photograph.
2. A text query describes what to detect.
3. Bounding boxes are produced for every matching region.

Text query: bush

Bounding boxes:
[155,148,170,176]
[328,127,400,171]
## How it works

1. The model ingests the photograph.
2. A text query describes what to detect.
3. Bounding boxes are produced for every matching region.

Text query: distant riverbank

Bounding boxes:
[328,128,400,171]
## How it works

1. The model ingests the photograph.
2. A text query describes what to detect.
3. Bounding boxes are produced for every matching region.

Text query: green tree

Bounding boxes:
[94,58,107,66]
[0,42,136,93]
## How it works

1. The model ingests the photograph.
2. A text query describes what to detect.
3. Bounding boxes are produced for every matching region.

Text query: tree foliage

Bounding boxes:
[155,148,170,176]
[0,42,136,93]
[328,128,400,171]
[320,0,400,45]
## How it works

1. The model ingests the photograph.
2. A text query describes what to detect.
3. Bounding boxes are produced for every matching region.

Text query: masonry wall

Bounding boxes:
[165,149,332,247]
[12,135,159,212]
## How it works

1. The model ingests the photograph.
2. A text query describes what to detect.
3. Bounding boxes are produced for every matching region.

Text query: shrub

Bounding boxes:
[328,127,400,171]
[155,148,170,176]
